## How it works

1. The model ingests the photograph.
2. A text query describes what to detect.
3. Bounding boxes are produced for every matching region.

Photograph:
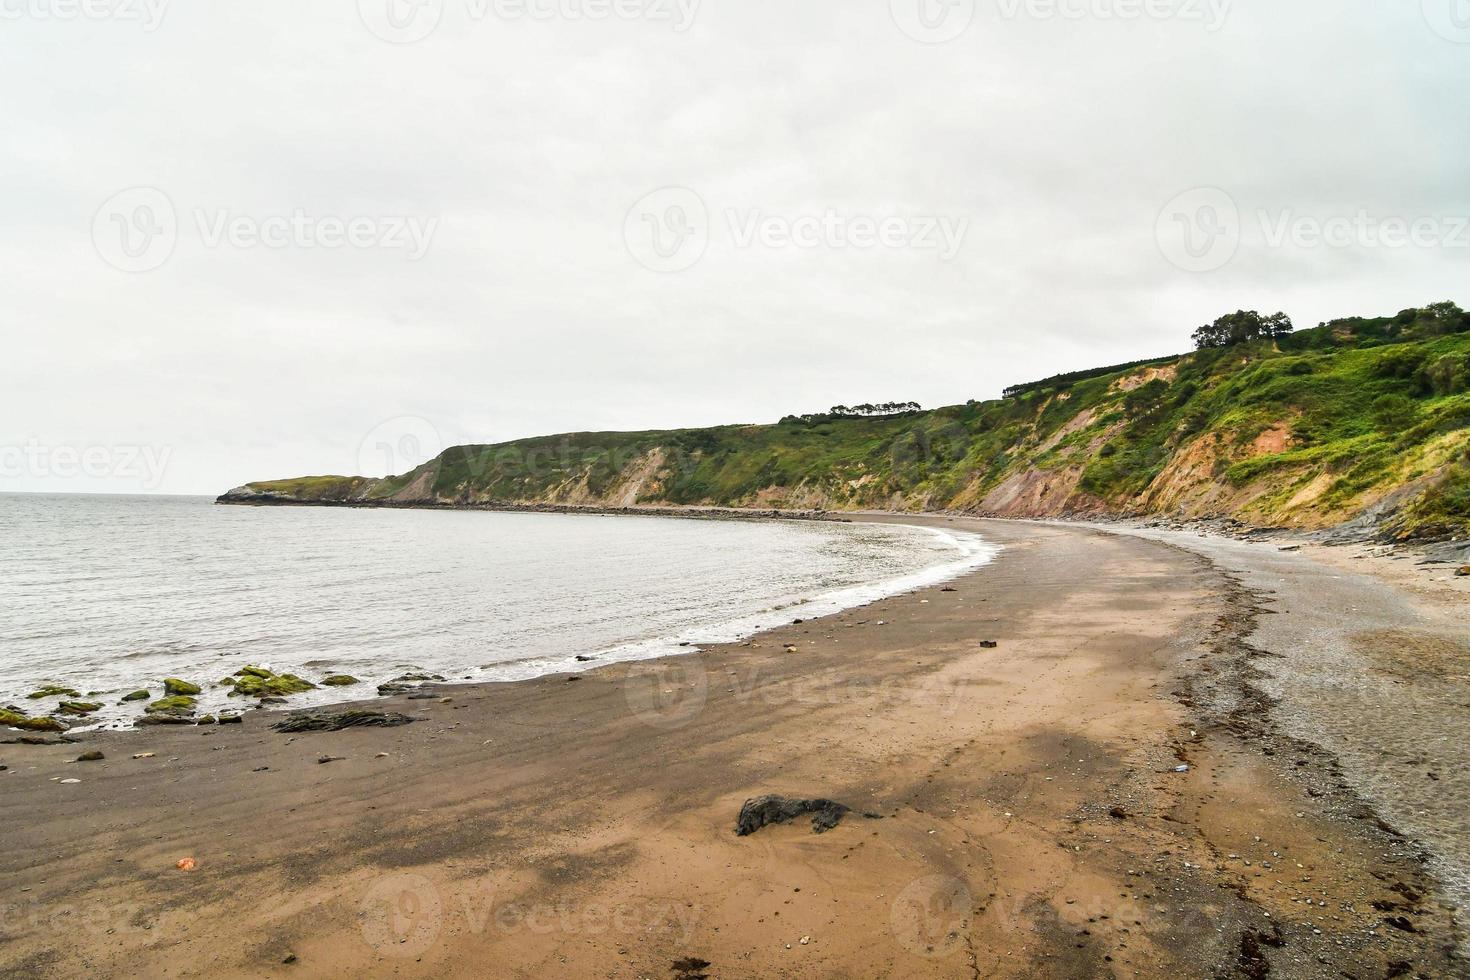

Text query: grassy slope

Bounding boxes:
[240,307,1470,539]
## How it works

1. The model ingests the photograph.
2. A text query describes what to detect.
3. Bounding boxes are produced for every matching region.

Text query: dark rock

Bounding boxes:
[272,710,415,734]
[1108,806,1128,820]
[317,755,344,764]
[320,675,360,686]
[58,701,103,716]
[218,714,243,724]
[941,587,958,592]
[575,655,597,662]
[76,750,105,762]
[671,957,711,980]
[735,795,850,836]
[120,690,150,703]
[979,641,999,649]
[136,712,195,726]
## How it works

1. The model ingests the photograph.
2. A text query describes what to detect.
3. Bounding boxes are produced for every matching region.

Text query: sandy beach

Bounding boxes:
[1,517,1464,979]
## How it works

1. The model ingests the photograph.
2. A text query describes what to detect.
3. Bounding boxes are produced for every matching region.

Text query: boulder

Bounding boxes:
[1,709,69,733]
[163,678,202,696]
[320,675,361,687]
[120,690,151,703]
[272,710,416,734]
[136,713,195,726]
[145,695,197,714]
[76,750,105,762]
[57,701,103,716]
[735,795,850,836]
[229,673,316,698]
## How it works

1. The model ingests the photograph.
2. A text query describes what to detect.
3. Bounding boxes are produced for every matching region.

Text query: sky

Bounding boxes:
[2,0,1467,494]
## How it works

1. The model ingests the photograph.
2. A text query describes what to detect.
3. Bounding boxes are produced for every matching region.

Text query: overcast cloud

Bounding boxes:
[2,0,1467,494]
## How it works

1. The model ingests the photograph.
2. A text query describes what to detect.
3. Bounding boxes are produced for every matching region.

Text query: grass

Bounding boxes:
[243,306,1470,538]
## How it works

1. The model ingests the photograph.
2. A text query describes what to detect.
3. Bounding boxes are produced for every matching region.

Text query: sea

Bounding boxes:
[0,494,998,729]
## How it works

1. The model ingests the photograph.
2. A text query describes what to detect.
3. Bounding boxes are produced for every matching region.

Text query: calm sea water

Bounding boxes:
[0,494,996,729]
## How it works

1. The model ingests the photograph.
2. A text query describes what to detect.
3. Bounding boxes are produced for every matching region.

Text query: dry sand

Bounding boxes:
[0,518,1463,978]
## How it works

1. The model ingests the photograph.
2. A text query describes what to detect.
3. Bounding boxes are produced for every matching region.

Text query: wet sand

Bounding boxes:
[0,518,1463,978]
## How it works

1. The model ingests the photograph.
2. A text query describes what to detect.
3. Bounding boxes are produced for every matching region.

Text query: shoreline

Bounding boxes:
[215,493,852,524]
[5,516,999,734]
[1,517,1462,977]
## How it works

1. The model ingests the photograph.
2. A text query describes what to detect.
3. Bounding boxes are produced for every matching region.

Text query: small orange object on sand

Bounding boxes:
[176,858,197,872]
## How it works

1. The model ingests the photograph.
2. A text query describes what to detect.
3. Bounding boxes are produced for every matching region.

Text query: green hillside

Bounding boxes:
[223,303,1470,541]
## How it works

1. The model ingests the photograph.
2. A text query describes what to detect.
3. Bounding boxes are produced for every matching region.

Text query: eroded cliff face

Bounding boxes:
[221,326,1470,541]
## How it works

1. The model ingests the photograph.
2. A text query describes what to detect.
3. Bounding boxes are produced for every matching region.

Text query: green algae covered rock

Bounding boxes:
[237,666,275,679]
[230,673,316,698]
[120,690,151,703]
[320,675,361,687]
[27,686,81,700]
[145,695,197,714]
[57,701,103,716]
[0,709,69,733]
[163,678,202,696]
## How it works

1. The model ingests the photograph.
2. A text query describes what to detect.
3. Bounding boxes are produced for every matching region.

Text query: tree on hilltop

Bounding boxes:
[1192,310,1293,350]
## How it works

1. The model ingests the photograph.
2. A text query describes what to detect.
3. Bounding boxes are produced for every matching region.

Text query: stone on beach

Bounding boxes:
[272,710,416,734]
[735,795,851,836]
[0,708,69,733]
[163,678,202,696]
[227,669,317,698]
